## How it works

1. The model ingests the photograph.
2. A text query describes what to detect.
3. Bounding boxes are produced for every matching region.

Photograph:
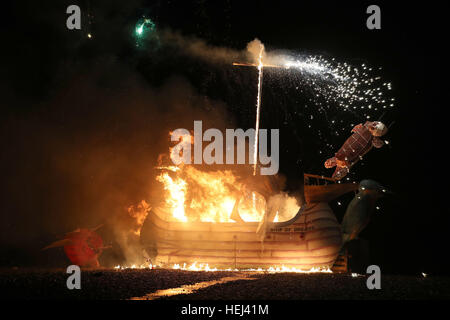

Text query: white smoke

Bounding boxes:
[246,38,265,64]
[267,192,301,222]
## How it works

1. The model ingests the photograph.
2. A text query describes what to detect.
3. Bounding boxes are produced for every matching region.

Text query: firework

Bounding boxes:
[135,18,155,37]
[236,53,394,115]
[234,46,395,176]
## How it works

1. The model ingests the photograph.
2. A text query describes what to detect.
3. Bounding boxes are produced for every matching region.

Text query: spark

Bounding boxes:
[135,18,155,38]
[136,24,144,35]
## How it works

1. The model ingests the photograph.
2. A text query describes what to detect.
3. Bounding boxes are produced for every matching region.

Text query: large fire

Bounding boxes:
[156,165,266,223]
[127,200,151,235]
[120,132,314,272]
[151,130,269,223]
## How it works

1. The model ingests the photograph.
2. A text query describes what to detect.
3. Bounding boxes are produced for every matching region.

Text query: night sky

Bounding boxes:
[1,1,448,275]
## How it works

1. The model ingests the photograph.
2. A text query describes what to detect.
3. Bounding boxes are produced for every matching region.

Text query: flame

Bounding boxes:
[156,172,188,222]
[127,200,150,235]
[273,211,279,222]
[121,131,302,270]
[113,262,332,274]
[156,165,265,223]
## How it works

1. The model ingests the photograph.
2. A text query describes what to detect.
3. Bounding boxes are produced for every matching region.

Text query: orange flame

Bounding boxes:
[156,165,265,223]
[127,200,151,235]
[114,262,332,274]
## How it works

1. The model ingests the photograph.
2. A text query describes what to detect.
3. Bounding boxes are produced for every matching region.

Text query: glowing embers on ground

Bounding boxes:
[172,262,332,274]
[156,165,266,223]
[114,262,333,274]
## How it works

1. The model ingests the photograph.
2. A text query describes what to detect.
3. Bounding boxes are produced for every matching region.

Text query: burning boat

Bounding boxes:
[140,170,359,271]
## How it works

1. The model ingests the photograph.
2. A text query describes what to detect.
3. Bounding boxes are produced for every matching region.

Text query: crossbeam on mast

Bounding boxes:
[232,62,281,68]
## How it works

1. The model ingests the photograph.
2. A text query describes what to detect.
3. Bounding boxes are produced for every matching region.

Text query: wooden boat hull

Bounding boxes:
[140,202,342,270]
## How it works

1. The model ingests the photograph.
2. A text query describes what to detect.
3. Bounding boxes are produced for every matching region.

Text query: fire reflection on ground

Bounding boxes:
[129,274,255,300]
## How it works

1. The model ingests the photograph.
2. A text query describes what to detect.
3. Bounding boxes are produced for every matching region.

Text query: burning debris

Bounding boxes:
[43,226,108,268]
[115,261,332,274]
[127,200,151,235]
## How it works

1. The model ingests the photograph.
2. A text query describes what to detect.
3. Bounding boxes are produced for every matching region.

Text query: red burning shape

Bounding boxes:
[63,229,103,267]
[43,226,105,267]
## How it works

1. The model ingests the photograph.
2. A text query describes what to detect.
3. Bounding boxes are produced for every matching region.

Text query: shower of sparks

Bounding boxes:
[276,54,395,175]
[277,54,393,113]
[235,54,394,114]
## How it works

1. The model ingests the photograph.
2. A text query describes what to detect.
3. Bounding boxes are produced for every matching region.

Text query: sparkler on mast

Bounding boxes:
[253,44,264,176]
[232,43,266,176]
